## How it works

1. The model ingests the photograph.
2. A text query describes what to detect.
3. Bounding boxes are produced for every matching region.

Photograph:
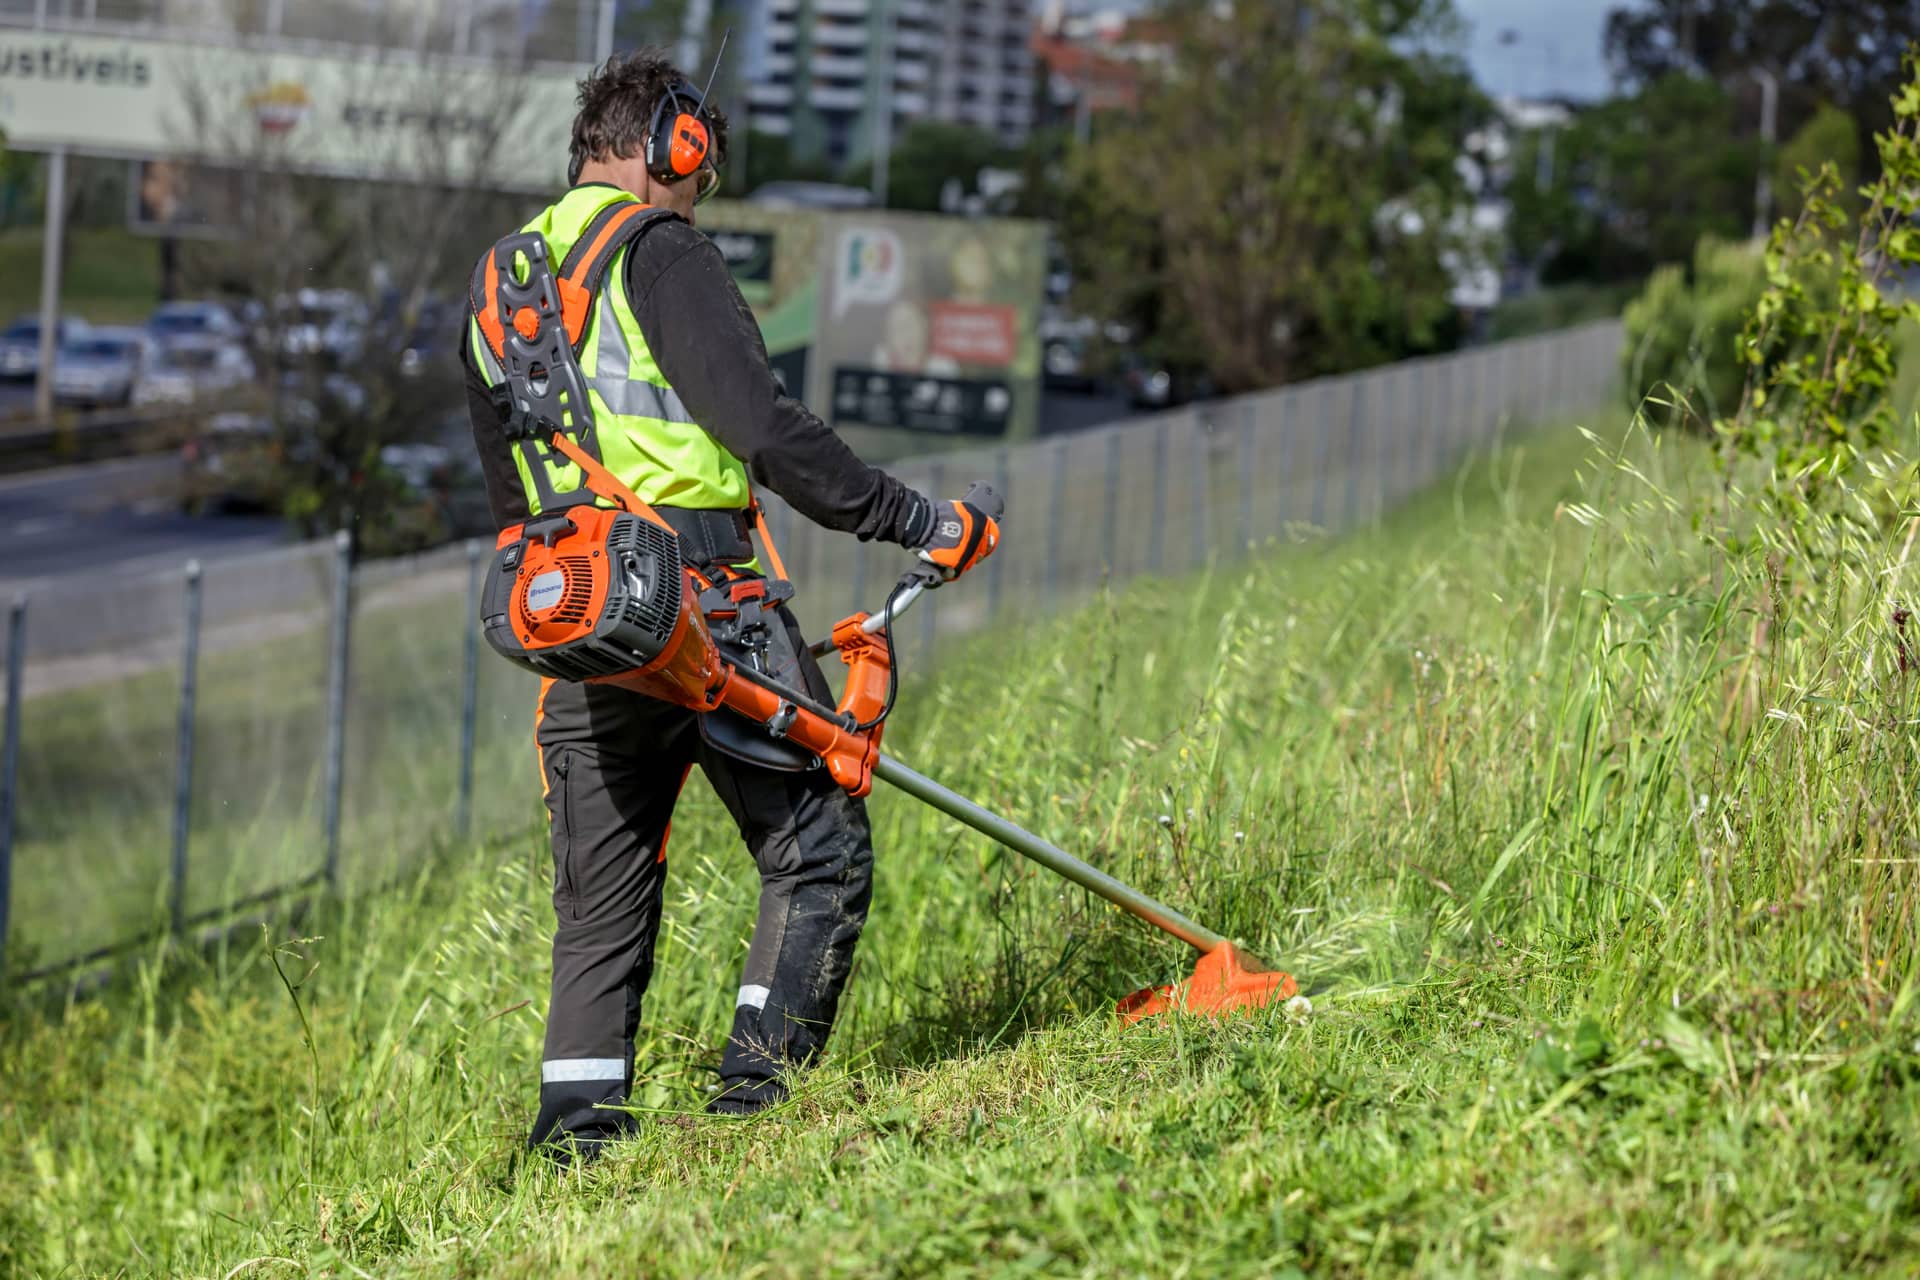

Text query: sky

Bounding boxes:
[1075,0,1622,103]
[1456,0,1617,101]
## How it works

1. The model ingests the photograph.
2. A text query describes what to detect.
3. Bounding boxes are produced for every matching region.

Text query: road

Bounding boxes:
[0,454,284,595]
[0,388,1136,599]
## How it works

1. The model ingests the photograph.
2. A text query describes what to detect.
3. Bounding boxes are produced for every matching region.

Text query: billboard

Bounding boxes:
[810,212,1046,445]
[698,204,1047,450]
[0,31,577,190]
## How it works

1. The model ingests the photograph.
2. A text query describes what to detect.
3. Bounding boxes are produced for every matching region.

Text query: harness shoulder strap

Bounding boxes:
[468,200,678,366]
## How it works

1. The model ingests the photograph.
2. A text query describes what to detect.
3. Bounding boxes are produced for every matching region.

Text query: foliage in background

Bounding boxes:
[1605,0,1920,172]
[1506,75,1761,284]
[844,121,1009,213]
[1716,50,1920,533]
[1060,0,1487,393]
[1487,279,1641,343]
[1619,236,1764,431]
[1775,102,1862,221]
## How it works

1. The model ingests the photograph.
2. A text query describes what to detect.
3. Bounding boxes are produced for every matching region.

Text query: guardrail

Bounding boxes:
[0,320,1624,983]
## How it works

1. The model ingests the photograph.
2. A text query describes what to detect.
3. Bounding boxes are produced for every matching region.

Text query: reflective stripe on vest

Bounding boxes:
[469,186,751,517]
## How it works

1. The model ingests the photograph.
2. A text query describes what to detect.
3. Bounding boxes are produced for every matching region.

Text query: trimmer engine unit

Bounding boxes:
[482,505,727,711]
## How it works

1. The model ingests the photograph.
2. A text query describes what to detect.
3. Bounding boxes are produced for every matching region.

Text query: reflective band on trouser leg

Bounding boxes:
[542,1058,626,1083]
[737,984,770,1011]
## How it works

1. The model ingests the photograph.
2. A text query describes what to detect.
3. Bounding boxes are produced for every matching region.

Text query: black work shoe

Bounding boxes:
[705,1076,786,1116]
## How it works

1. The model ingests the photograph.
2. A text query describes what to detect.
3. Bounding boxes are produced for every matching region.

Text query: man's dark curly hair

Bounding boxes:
[568,48,730,186]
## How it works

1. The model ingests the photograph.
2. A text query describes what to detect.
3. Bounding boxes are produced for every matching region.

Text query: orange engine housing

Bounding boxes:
[481,506,726,713]
[479,504,897,796]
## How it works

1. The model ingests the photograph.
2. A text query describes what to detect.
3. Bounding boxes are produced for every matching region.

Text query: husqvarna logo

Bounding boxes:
[526,570,565,613]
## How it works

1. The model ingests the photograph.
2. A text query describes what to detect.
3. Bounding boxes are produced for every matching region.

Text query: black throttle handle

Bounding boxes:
[961,481,1006,522]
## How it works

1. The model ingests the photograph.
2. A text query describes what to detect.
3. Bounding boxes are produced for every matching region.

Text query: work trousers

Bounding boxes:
[528,601,874,1153]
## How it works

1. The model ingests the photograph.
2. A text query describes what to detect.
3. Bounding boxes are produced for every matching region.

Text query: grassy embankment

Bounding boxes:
[0,227,162,328]
[3,411,1919,1276]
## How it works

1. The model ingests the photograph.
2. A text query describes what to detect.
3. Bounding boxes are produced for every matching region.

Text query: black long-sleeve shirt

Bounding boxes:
[461,198,930,545]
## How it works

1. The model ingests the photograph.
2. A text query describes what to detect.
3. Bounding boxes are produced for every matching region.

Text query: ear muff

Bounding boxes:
[645,81,714,185]
[667,113,710,177]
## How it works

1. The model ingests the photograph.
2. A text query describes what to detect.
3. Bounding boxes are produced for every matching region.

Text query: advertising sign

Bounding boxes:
[809,212,1046,442]
[708,228,777,303]
[0,31,577,189]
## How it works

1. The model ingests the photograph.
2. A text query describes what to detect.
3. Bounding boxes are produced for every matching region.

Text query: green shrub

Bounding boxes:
[1619,235,1764,429]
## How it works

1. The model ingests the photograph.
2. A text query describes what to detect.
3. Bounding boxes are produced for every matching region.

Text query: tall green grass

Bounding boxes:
[2,414,1917,1277]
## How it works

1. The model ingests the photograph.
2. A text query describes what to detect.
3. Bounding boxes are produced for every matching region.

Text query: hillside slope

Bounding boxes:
[4,418,1918,1278]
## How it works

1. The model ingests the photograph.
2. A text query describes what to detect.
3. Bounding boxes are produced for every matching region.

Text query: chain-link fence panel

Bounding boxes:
[1,320,1624,977]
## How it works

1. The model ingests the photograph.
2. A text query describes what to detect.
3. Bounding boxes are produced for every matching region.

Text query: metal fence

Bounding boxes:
[0,320,1622,979]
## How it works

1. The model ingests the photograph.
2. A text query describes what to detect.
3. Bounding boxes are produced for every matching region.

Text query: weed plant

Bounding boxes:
[2,416,1918,1276]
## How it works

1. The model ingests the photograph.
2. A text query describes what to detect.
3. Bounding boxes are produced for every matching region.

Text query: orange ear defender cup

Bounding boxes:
[668,113,709,176]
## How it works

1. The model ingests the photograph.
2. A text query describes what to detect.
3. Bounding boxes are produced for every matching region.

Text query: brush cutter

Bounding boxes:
[473,233,1294,1022]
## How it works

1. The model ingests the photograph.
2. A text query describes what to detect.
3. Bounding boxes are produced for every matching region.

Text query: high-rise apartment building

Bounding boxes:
[741,0,1037,170]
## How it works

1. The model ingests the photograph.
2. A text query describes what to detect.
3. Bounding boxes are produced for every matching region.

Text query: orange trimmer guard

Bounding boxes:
[1115,942,1298,1025]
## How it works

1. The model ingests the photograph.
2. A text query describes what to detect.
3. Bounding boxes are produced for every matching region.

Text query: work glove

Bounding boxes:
[915,482,1003,582]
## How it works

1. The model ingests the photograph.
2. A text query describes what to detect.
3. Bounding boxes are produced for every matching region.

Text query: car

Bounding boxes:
[147,300,244,345]
[1043,335,1103,393]
[133,337,258,407]
[0,314,89,380]
[1119,355,1217,411]
[276,289,367,365]
[52,327,158,408]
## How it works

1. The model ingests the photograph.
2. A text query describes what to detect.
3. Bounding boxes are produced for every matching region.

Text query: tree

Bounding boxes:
[168,34,539,554]
[1504,75,1761,285]
[1774,103,1860,220]
[1604,1,1920,170]
[845,122,1008,212]
[1061,0,1488,392]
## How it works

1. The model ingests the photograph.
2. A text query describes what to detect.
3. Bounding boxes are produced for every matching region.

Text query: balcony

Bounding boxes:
[812,21,869,49]
[893,90,929,115]
[814,0,869,16]
[809,84,867,111]
[811,52,869,78]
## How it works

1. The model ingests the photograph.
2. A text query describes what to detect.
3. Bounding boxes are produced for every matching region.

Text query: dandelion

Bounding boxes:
[1284,995,1312,1022]
[1156,814,1172,826]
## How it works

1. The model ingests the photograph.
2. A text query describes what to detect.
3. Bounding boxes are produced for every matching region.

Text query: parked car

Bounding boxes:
[0,315,89,380]
[178,410,278,514]
[1120,355,1217,411]
[52,327,158,408]
[133,337,258,408]
[276,289,367,365]
[147,300,245,345]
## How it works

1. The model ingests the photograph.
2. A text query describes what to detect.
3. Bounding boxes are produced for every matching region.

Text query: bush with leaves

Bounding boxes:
[1715,47,1920,543]
[1620,236,1766,431]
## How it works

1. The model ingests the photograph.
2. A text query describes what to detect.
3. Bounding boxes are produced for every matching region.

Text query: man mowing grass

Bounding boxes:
[458,48,999,1164]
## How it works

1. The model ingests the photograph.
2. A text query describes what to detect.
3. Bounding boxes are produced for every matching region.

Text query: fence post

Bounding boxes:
[921,460,943,662]
[1237,399,1256,551]
[457,539,482,839]
[1191,416,1209,567]
[1045,439,1067,598]
[1102,430,1121,574]
[0,597,23,972]
[1309,382,1333,529]
[1344,378,1366,529]
[168,562,203,937]
[988,447,1009,619]
[1148,420,1168,573]
[321,530,353,893]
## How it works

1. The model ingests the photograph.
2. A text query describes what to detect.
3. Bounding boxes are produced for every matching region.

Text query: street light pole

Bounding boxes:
[1751,67,1779,239]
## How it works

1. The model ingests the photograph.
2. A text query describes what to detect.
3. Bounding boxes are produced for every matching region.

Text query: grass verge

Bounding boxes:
[2,414,1918,1276]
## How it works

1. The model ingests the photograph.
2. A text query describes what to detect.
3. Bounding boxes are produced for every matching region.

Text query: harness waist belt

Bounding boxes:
[656,505,754,569]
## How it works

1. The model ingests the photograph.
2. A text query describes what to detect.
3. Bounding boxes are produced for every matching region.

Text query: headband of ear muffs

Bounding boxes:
[644,80,713,184]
